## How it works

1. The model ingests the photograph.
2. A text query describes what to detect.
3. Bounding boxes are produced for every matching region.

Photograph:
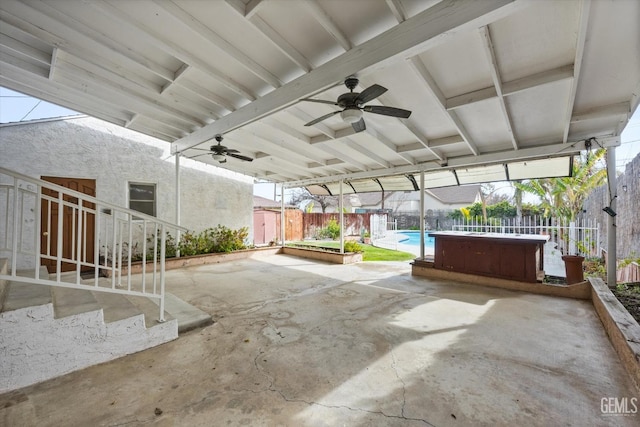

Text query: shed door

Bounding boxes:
[40,177,96,273]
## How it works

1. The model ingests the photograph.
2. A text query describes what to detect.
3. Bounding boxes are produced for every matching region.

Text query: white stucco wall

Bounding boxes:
[0,116,254,250]
[0,302,177,393]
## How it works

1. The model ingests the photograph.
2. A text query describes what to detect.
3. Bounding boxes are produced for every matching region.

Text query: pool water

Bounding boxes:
[397,231,436,248]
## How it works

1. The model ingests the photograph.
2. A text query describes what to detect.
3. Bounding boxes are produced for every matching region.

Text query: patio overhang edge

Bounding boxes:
[285,136,620,189]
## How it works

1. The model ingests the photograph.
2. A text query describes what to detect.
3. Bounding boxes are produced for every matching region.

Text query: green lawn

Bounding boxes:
[288,241,415,262]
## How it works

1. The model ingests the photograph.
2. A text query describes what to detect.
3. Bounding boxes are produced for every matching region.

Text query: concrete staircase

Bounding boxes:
[0,266,212,393]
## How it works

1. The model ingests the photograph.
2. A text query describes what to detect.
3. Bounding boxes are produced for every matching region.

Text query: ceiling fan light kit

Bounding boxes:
[302,76,412,133]
[188,134,253,163]
[341,108,363,123]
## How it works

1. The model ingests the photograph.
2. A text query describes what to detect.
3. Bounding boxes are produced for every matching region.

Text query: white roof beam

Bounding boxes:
[364,126,416,165]
[342,137,391,168]
[52,64,204,130]
[0,74,130,126]
[302,0,352,51]
[385,0,408,22]
[261,117,312,144]
[0,32,51,66]
[357,75,443,161]
[571,102,630,124]
[48,47,58,80]
[446,64,574,110]
[224,1,312,72]
[177,79,236,113]
[258,118,350,174]
[396,142,425,153]
[479,25,518,150]
[562,0,591,143]
[1,0,176,82]
[286,108,337,139]
[408,56,479,155]
[174,0,522,152]
[245,0,266,19]
[429,135,465,148]
[250,123,347,174]
[154,0,282,88]
[286,138,604,188]
[91,0,256,101]
[233,128,334,171]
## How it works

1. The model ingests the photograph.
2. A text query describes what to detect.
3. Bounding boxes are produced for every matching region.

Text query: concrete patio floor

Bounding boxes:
[1,254,637,426]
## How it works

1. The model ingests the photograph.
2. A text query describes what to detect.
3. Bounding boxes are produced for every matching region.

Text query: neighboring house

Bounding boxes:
[306,186,481,213]
[0,116,254,263]
[253,196,302,244]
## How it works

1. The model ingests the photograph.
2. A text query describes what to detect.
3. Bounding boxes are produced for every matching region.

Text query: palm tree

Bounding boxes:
[514,149,607,221]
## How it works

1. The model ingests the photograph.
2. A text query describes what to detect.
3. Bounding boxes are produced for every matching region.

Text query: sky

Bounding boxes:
[1,86,639,201]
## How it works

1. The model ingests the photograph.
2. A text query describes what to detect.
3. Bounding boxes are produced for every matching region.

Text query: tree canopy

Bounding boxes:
[514,149,607,220]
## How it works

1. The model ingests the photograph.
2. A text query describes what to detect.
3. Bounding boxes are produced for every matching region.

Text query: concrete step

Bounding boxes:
[3,282,52,312]
[52,287,101,319]
[146,292,213,333]
[2,267,52,312]
[1,267,210,333]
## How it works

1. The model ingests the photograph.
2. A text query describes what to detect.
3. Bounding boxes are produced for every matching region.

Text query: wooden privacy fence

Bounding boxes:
[617,263,640,284]
[302,213,378,239]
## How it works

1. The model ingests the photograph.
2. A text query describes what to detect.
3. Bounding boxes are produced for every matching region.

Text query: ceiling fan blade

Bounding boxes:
[304,110,342,126]
[351,118,366,133]
[363,105,412,119]
[187,153,211,159]
[227,153,254,162]
[301,98,340,106]
[191,147,211,151]
[226,148,240,154]
[356,84,387,104]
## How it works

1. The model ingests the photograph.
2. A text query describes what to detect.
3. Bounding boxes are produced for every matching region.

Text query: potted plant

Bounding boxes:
[363,230,371,244]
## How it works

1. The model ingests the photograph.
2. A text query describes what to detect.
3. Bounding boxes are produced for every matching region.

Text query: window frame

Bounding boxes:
[128,182,157,218]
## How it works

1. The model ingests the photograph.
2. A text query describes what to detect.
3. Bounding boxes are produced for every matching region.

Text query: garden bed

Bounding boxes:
[282,245,362,264]
[112,246,281,276]
[612,283,640,324]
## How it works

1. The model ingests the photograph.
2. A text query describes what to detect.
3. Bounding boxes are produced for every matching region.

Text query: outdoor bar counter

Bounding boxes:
[428,231,549,283]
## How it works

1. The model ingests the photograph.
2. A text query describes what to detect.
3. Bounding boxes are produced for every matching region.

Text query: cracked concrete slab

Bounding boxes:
[1,255,637,426]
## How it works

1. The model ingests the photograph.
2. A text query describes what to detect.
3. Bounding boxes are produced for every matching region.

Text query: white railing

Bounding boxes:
[451,216,600,257]
[0,167,186,322]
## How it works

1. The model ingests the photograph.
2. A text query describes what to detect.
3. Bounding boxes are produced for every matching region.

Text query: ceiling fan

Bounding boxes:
[189,134,253,164]
[301,76,412,133]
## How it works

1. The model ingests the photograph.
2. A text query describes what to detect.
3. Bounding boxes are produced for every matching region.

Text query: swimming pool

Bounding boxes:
[396,231,436,248]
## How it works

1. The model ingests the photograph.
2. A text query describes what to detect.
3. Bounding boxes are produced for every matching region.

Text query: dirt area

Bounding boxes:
[612,283,640,324]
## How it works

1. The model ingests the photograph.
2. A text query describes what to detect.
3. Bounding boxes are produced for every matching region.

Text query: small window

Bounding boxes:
[129,183,156,217]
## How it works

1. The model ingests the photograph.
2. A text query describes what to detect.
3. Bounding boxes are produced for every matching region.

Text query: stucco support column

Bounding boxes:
[339,180,344,254]
[175,153,181,258]
[606,148,617,288]
[280,184,285,246]
[420,171,425,260]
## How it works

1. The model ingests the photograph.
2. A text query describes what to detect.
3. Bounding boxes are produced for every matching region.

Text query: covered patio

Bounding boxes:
[1,1,639,424]
[1,255,636,425]
[1,0,638,280]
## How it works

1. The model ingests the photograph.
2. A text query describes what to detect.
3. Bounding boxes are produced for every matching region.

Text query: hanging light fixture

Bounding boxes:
[340,108,363,123]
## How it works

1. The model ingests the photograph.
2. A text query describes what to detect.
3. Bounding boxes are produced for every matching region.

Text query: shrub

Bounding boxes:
[147,225,249,258]
[318,218,341,240]
[344,240,362,253]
